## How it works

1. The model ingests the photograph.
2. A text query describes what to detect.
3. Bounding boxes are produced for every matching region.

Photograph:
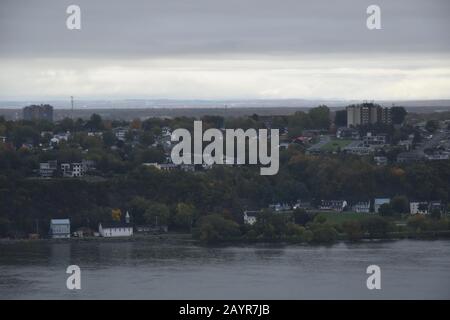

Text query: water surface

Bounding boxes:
[0,238,449,299]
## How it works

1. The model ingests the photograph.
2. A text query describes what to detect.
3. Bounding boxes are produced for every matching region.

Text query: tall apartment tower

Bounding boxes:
[23,104,54,122]
[346,104,391,127]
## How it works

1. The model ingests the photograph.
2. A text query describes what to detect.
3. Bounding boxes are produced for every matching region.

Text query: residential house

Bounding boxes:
[243,211,258,225]
[351,201,370,213]
[51,132,70,145]
[319,200,348,212]
[426,153,450,161]
[39,160,57,177]
[81,159,96,172]
[61,163,83,177]
[343,141,372,155]
[336,127,360,140]
[363,133,387,148]
[410,201,429,215]
[397,152,424,163]
[374,156,388,166]
[87,131,103,138]
[374,198,390,213]
[429,201,444,214]
[113,127,128,141]
[398,139,413,151]
[293,200,313,210]
[49,219,71,239]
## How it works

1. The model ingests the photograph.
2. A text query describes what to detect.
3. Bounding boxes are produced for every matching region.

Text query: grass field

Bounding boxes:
[320,139,352,152]
[314,211,374,225]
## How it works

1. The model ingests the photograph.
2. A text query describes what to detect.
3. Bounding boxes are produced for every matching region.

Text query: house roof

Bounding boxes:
[374,198,390,205]
[51,219,70,224]
[244,210,259,217]
[100,222,132,229]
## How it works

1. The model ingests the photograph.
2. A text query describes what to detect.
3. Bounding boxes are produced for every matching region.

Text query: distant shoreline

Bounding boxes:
[2,230,450,245]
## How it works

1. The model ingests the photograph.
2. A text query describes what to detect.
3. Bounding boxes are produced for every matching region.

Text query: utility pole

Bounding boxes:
[71,96,74,119]
[71,96,75,133]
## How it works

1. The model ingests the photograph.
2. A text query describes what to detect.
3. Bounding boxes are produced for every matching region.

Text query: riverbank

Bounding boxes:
[0,232,193,244]
[2,229,450,246]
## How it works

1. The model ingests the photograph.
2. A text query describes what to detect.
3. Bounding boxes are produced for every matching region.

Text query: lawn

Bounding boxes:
[314,211,373,225]
[320,139,352,152]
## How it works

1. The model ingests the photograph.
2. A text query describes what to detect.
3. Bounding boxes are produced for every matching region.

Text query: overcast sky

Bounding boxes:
[0,0,449,100]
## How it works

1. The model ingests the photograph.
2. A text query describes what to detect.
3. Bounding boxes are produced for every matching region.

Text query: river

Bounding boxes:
[0,238,449,299]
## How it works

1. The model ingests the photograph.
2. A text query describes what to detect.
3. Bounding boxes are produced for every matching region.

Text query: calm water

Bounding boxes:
[0,238,449,299]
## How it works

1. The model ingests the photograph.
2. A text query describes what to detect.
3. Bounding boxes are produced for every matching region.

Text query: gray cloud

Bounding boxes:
[1,0,449,58]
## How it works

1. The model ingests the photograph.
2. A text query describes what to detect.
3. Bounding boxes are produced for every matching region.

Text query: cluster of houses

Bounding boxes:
[242,198,446,225]
[48,211,168,239]
[39,159,95,178]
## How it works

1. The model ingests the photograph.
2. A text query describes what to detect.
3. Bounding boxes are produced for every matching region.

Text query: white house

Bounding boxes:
[410,202,429,215]
[243,211,258,225]
[99,222,133,237]
[39,160,57,177]
[61,163,83,177]
[351,201,370,213]
[50,219,71,239]
[113,127,128,141]
[319,200,348,212]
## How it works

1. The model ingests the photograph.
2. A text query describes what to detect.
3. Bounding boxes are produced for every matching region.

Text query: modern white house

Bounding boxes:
[49,219,71,239]
[243,211,258,225]
[99,222,134,237]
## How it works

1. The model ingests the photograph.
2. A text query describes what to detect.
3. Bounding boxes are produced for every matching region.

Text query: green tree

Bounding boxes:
[390,195,409,214]
[144,202,170,226]
[293,208,311,226]
[173,203,196,231]
[378,203,394,217]
[425,120,439,133]
[362,216,390,238]
[308,105,331,129]
[310,223,338,243]
[407,214,428,232]
[193,214,240,243]
[391,107,407,125]
[102,130,116,147]
[86,114,104,131]
[342,220,363,241]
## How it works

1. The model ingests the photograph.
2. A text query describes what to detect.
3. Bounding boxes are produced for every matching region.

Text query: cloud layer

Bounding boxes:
[0,0,449,99]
